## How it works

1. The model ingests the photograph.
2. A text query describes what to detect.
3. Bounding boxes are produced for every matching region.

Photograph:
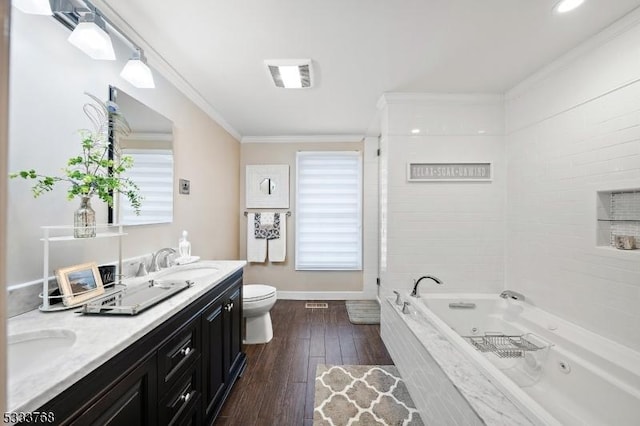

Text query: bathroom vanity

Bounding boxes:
[8,261,246,426]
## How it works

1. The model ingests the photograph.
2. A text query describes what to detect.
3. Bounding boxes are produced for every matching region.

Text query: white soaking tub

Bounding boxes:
[383,292,640,426]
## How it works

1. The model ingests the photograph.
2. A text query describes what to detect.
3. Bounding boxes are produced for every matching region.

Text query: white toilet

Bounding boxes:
[243,284,277,344]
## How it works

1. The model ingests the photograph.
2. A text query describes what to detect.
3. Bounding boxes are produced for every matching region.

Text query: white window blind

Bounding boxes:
[296,151,362,270]
[119,149,173,225]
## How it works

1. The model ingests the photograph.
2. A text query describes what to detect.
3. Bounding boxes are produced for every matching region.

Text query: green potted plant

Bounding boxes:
[10,93,142,238]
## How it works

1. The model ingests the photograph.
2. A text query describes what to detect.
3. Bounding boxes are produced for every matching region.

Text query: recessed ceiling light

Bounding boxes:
[553,0,585,14]
[411,128,421,134]
[265,59,313,89]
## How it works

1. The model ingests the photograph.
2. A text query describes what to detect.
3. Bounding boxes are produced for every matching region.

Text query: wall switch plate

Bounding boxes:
[179,179,190,195]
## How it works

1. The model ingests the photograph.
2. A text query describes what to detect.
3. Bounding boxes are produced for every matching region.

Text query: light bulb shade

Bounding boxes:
[68,22,116,60]
[12,0,52,15]
[120,59,155,88]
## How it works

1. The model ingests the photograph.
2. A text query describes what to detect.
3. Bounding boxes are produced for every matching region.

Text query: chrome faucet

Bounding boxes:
[410,275,443,298]
[149,248,177,272]
[500,290,525,302]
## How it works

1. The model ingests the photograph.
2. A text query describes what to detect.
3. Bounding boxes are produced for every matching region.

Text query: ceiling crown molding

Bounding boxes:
[506,5,640,100]
[377,93,504,110]
[241,135,364,144]
[90,0,242,141]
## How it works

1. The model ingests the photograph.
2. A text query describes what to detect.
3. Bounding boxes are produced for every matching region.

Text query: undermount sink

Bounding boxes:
[8,329,76,384]
[155,262,220,281]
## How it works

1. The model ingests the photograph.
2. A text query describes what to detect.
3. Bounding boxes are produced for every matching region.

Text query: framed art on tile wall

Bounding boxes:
[246,164,290,208]
[407,162,492,182]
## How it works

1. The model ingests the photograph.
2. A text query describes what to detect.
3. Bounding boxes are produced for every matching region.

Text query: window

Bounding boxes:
[296,151,362,270]
[119,149,173,225]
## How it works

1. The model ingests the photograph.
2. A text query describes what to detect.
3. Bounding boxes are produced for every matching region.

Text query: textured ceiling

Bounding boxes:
[100,0,640,139]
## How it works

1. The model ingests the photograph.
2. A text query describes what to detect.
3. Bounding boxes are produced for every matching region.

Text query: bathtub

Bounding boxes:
[381,293,640,426]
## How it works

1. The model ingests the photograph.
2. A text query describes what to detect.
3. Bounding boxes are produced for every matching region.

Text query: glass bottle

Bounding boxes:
[74,196,96,238]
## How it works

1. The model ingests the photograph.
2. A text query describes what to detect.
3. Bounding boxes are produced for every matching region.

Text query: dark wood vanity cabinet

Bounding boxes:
[33,269,246,426]
[202,286,243,424]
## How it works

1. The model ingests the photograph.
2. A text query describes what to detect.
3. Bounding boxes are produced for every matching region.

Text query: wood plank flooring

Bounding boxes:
[214,300,394,426]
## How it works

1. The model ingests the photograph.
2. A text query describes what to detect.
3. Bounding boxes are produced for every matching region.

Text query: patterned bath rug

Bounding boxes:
[314,364,424,426]
[345,300,380,325]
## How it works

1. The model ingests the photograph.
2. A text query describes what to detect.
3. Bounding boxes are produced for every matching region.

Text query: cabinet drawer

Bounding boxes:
[158,316,201,393]
[160,361,202,426]
[176,396,201,426]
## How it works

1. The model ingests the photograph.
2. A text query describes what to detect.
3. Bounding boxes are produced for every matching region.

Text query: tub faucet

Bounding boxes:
[500,290,525,302]
[410,275,443,298]
[150,248,177,272]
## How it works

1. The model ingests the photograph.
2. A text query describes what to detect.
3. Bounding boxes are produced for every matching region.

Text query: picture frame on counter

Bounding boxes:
[56,261,105,306]
[407,162,492,182]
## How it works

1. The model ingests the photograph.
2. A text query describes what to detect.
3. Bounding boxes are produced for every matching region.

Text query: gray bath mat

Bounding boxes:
[345,300,380,324]
[314,364,424,425]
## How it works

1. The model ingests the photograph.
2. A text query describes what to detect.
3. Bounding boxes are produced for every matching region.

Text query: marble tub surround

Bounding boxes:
[7,260,246,414]
[381,298,534,426]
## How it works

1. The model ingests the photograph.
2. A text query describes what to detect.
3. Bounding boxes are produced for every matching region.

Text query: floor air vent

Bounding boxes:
[305,302,328,309]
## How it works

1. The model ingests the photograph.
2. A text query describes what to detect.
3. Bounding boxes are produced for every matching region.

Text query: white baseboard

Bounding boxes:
[276,291,375,300]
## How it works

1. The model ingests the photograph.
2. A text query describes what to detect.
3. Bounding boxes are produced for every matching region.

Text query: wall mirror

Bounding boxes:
[109,86,174,225]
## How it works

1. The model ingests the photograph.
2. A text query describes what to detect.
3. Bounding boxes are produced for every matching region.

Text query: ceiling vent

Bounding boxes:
[265,59,313,89]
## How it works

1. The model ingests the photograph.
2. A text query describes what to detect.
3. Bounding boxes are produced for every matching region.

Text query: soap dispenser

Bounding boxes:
[178,230,191,258]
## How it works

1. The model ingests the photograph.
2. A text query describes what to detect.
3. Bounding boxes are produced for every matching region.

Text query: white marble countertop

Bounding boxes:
[7,260,246,414]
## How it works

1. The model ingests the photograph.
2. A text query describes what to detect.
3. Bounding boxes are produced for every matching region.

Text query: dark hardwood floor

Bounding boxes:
[214,300,394,426]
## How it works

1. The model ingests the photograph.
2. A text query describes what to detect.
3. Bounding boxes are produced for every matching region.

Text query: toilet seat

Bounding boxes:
[244,285,276,303]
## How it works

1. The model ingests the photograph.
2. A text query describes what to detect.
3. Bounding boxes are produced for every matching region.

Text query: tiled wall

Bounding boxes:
[505,12,640,351]
[379,95,506,296]
[380,299,483,425]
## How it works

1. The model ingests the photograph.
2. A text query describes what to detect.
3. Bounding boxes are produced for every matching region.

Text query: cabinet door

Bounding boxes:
[71,354,157,426]
[201,301,226,421]
[224,287,243,376]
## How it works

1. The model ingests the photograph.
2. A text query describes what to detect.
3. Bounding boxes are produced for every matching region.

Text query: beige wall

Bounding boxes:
[240,142,364,293]
[7,11,240,288]
[1,0,9,411]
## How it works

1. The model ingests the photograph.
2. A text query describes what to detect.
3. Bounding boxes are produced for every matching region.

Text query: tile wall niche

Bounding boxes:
[597,190,640,248]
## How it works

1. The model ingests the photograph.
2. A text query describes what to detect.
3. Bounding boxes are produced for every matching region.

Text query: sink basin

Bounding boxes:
[155,262,220,282]
[8,329,76,384]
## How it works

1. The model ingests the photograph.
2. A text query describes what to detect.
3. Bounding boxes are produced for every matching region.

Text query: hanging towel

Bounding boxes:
[259,212,275,227]
[247,213,267,262]
[254,212,280,240]
[268,213,286,262]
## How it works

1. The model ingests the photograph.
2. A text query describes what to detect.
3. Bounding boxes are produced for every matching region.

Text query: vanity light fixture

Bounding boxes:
[67,11,116,60]
[120,49,156,88]
[553,0,585,14]
[265,59,313,88]
[411,128,421,134]
[12,0,52,15]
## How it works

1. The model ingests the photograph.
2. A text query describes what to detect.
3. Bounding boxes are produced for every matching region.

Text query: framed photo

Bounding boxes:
[56,261,105,306]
